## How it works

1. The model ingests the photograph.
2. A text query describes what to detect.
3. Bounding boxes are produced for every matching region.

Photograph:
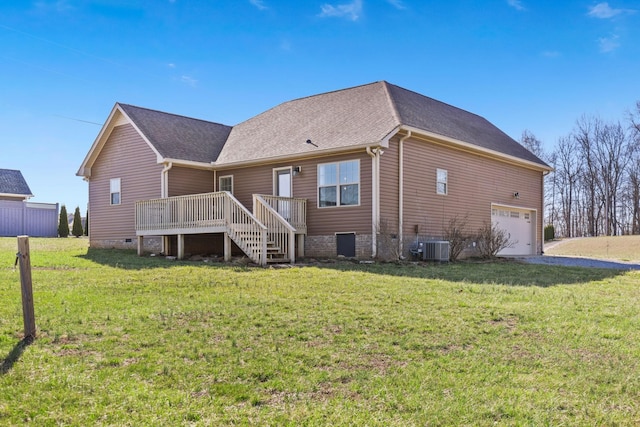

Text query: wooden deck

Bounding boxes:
[135,192,306,265]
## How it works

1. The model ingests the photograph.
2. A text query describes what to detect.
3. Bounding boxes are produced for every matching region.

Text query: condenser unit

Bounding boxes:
[423,240,450,262]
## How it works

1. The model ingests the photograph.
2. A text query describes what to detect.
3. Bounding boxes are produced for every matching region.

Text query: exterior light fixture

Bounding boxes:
[293,166,302,176]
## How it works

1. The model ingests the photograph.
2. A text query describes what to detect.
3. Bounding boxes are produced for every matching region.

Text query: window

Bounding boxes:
[110,178,121,205]
[219,175,233,193]
[436,169,448,195]
[318,160,359,207]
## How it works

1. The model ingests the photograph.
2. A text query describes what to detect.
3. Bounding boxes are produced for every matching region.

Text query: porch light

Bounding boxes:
[293,166,302,176]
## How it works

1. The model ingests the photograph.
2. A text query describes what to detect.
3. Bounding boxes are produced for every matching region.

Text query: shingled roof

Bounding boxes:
[0,169,33,197]
[79,81,549,177]
[217,82,399,164]
[385,83,545,165]
[217,81,548,168]
[119,104,232,164]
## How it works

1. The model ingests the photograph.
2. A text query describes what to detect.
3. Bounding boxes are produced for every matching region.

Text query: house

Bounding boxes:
[77,81,551,264]
[0,168,59,237]
[0,169,33,202]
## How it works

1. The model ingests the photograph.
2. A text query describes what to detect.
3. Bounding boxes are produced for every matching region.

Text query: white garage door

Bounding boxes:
[491,206,535,256]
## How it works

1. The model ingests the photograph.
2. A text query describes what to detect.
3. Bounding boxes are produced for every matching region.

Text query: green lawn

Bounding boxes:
[2,238,640,425]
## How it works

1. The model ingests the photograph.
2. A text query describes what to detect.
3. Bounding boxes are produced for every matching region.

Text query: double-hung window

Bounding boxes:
[110,178,121,205]
[219,175,233,193]
[436,169,448,195]
[318,160,359,207]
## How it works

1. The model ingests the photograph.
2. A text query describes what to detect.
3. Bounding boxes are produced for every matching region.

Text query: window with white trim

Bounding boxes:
[318,160,360,207]
[219,175,233,193]
[110,178,121,205]
[436,169,448,195]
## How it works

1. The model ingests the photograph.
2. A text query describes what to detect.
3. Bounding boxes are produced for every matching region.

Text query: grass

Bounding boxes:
[2,237,640,425]
[546,235,640,262]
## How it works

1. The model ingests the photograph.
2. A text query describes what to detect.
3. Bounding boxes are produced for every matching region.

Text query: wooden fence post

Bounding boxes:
[17,235,36,340]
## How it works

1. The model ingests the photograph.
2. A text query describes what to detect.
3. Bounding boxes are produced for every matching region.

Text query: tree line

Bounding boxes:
[522,101,640,238]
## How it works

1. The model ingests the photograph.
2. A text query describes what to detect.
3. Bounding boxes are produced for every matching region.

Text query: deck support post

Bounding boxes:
[177,234,184,260]
[296,234,305,259]
[137,236,144,256]
[224,232,231,261]
[289,230,295,264]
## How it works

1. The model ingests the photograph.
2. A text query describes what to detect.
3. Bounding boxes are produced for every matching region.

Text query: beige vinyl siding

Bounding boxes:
[217,150,372,236]
[400,137,543,250]
[89,124,163,244]
[379,139,400,232]
[168,166,214,197]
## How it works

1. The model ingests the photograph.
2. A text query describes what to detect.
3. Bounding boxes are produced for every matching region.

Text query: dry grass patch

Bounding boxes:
[546,235,640,262]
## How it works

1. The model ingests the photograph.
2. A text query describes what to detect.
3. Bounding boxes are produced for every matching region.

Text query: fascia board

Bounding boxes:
[212,140,390,170]
[162,158,215,170]
[76,104,165,178]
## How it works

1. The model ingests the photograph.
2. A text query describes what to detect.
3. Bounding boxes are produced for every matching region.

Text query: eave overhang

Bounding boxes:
[399,125,553,173]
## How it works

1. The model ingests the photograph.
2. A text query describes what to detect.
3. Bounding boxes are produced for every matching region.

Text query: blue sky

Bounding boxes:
[1,0,638,212]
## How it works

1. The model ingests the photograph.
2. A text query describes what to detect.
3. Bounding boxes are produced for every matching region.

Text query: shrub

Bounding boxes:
[376,218,401,261]
[544,224,555,241]
[443,215,471,261]
[58,205,69,238]
[72,207,84,238]
[476,221,515,258]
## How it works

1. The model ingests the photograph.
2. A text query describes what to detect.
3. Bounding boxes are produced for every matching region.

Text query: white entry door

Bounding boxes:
[491,206,535,256]
[274,168,292,219]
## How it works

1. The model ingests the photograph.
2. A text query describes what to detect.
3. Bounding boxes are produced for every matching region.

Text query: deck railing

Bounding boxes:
[136,192,227,232]
[253,195,296,264]
[136,192,267,265]
[257,195,307,234]
[224,192,267,266]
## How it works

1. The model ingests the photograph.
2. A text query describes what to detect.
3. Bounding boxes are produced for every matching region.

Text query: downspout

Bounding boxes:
[160,162,173,255]
[161,162,173,198]
[398,131,412,257]
[366,146,381,258]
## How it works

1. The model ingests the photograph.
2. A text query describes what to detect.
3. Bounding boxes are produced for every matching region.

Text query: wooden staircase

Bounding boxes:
[135,192,306,266]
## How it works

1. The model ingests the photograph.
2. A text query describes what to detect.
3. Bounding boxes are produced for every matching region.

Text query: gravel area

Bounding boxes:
[517,255,640,270]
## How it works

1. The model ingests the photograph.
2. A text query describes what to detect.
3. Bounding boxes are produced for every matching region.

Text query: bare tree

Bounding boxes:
[593,122,633,235]
[546,101,640,237]
[574,115,601,236]
[553,136,580,237]
[520,129,545,160]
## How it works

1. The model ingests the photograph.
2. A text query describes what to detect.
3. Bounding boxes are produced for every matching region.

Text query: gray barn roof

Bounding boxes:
[119,103,232,164]
[0,169,33,196]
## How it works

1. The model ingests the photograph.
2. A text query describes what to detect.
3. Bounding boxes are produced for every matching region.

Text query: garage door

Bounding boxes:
[491,206,535,256]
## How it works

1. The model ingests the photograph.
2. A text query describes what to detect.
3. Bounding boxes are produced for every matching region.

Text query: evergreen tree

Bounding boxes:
[84,209,89,236]
[72,206,83,237]
[58,205,69,238]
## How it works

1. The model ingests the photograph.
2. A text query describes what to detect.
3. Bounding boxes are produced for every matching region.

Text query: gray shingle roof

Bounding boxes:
[217,81,548,167]
[385,83,546,165]
[0,169,33,196]
[217,82,400,164]
[119,104,232,164]
[114,82,548,169]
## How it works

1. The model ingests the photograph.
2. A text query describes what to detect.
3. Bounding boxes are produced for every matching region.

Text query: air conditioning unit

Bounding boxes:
[423,240,450,262]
